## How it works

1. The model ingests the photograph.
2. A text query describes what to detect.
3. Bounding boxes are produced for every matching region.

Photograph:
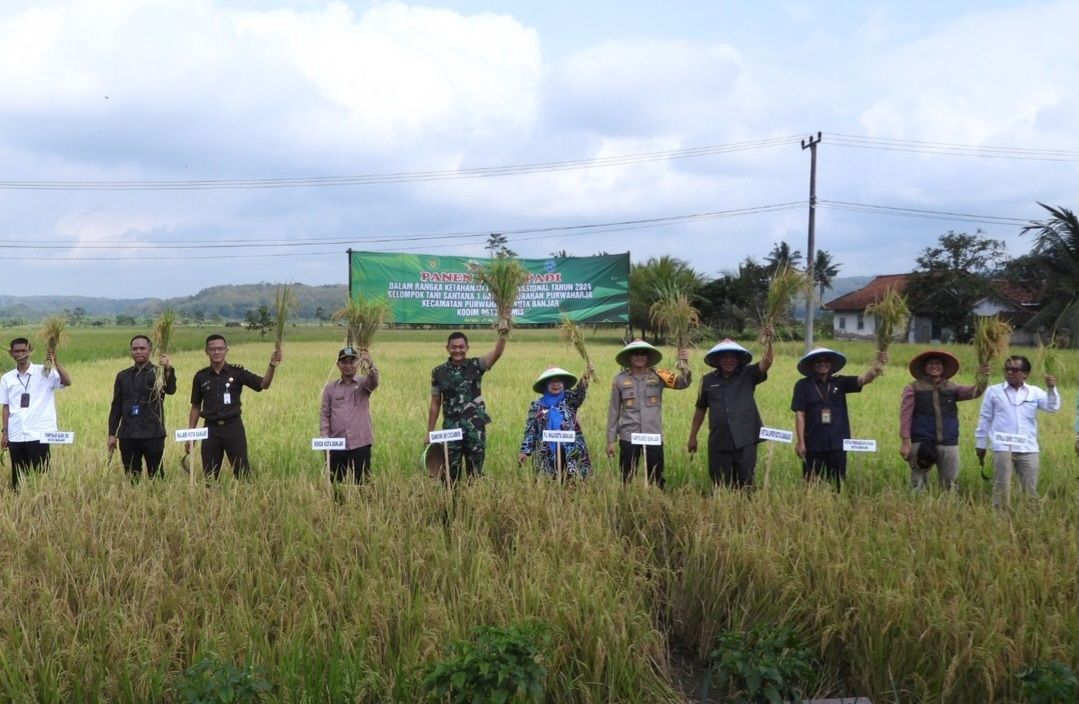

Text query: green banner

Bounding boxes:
[349,251,629,325]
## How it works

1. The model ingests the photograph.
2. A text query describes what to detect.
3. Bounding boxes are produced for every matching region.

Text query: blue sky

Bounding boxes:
[0,0,1075,297]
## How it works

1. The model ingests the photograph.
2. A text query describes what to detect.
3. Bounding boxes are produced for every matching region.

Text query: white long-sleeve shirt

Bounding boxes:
[974,382,1060,453]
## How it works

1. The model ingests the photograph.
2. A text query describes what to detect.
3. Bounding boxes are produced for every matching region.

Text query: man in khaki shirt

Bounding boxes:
[606,339,690,488]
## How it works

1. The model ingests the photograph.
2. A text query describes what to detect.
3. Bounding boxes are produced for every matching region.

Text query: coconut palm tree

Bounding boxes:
[764,241,802,275]
[628,255,705,341]
[1021,202,1079,345]
[812,249,841,303]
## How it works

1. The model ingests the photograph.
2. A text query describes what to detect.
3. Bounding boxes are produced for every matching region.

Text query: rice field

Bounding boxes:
[0,327,1075,703]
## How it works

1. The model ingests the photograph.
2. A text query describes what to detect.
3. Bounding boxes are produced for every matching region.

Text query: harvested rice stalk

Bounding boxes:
[333,296,390,376]
[864,288,910,365]
[973,315,1012,387]
[649,282,700,376]
[273,284,296,352]
[150,308,176,400]
[1036,333,1064,380]
[468,257,529,333]
[38,315,67,378]
[761,264,810,345]
[559,315,595,382]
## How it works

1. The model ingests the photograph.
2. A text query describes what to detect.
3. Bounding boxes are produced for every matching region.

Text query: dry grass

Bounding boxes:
[37,315,68,378]
[469,257,529,329]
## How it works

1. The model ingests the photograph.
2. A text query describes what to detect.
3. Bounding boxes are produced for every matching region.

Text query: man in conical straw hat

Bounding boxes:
[900,349,988,492]
[790,346,886,490]
[606,339,690,488]
[687,330,773,489]
[518,366,592,479]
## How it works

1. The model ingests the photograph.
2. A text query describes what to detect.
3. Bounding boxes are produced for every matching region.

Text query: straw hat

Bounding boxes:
[703,339,752,368]
[615,339,662,367]
[532,366,578,394]
[908,350,960,379]
[797,347,847,377]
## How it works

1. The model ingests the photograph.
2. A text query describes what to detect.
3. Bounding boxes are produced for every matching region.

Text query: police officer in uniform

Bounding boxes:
[187,334,282,478]
[427,325,508,482]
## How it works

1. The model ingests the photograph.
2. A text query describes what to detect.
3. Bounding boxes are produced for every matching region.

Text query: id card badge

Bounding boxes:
[20,393,30,408]
[820,408,832,424]
[223,393,232,405]
[130,404,141,417]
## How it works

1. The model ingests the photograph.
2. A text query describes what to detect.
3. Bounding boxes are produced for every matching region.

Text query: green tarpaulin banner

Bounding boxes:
[349,251,629,325]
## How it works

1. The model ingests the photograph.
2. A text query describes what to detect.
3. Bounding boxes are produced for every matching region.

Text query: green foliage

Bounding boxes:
[175,654,272,704]
[628,255,704,339]
[905,230,1007,342]
[244,305,273,339]
[706,625,814,704]
[1017,661,1078,704]
[1018,203,1079,346]
[421,622,550,704]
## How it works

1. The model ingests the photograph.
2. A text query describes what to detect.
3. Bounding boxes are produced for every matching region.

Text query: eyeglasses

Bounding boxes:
[1003,366,1024,373]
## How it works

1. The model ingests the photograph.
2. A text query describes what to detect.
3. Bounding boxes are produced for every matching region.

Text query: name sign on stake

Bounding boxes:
[42,431,74,444]
[631,433,662,446]
[311,438,347,451]
[759,427,794,443]
[429,428,464,443]
[542,430,577,443]
[992,431,1030,446]
[843,439,877,452]
[175,428,209,442]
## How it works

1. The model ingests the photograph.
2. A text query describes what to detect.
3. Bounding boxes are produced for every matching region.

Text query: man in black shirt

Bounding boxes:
[108,335,176,478]
[187,333,282,478]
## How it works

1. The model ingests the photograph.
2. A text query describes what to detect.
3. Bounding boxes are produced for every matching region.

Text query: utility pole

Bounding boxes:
[801,132,822,354]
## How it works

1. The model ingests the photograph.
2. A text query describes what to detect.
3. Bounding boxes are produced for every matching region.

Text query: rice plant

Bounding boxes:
[973,315,1012,387]
[559,315,595,382]
[37,315,68,378]
[273,283,296,352]
[150,308,176,400]
[469,257,529,331]
[649,282,700,376]
[333,296,391,375]
[864,287,910,373]
[761,265,810,344]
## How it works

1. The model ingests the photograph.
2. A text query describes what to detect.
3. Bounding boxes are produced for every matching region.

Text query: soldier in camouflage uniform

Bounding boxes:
[428,327,508,481]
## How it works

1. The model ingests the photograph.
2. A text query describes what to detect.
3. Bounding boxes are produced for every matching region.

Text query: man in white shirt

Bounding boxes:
[0,337,72,489]
[974,355,1059,508]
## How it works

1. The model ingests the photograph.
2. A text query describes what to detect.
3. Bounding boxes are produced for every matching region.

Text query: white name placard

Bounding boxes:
[993,431,1030,446]
[311,438,347,451]
[843,439,877,452]
[175,428,209,442]
[542,430,577,443]
[42,431,74,444]
[759,427,794,443]
[631,433,662,446]
[429,428,464,443]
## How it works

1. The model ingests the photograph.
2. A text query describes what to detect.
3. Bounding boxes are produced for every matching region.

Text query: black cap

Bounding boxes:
[338,346,359,360]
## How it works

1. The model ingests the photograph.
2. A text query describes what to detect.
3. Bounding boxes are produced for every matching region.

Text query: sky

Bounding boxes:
[0,0,1076,298]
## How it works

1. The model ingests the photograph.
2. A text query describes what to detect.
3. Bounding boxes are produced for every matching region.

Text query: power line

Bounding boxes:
[0,136,803,191]
[818,199,1030,226]
[828,133,1079,162]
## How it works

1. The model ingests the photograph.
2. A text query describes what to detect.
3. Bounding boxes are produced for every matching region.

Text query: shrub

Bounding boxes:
[1017,661,1078,704]
[421,621,550,703]
[175,654,272,704]
[706,624,814,704]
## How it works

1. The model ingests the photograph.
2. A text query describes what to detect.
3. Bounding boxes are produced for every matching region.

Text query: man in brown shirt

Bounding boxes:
[320,346,379,482]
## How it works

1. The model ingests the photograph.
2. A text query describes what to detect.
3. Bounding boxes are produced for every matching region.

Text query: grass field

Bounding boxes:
[0,326,1075,702]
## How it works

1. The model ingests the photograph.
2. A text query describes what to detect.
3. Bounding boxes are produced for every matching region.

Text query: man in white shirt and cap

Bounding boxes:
[687,334,773,489]
[974,354,1059,508]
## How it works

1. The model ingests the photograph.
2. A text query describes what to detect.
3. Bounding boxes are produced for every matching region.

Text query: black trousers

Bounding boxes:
[9,441,49,489]
[328,445,372,483]
[708,441,757,489]
[619,440,665,488]
[201,419,250,478]
[119,437,166,479]
[803,449,847,490]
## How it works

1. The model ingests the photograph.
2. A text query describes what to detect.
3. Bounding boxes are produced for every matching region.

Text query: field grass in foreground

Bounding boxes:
[0,328,1075,702]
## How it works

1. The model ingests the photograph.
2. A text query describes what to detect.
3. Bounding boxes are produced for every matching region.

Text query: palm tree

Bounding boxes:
[812,249,841,303]
[1021,202,1079,345]
[628,255,705,341]
[764,241,803,275]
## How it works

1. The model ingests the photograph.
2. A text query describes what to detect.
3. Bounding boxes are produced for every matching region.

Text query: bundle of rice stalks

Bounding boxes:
[333,296,390,375]
[649,282,700,375]
[1036,332,1065,380]
[150,308,176,400]
[973,315,1012,386]
[38,315,67,378]
[559,315,595,382]
[468,258,529,331]
[273,284,296,352]
[864,287,911,353]
[761,264,810,344]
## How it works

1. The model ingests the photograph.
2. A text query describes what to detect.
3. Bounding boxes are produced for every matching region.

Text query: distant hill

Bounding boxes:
[0,283,349,323]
